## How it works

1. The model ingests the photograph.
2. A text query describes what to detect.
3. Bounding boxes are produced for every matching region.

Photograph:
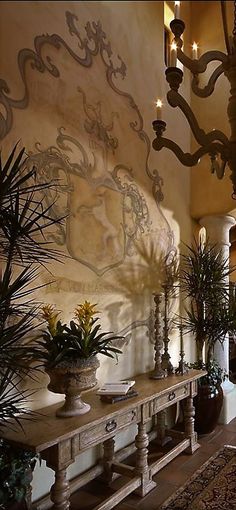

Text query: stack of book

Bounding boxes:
[97,380,138,403]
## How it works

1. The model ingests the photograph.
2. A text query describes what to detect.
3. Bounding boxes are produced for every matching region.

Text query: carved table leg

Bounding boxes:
[100,437,115,483]
[51,469,70,510]
[135,421,156,496]
[155,410,172,447]
[184,388,200,454]
[42,441,73,510]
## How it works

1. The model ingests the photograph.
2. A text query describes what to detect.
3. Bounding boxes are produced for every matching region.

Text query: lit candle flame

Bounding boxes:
[171,41,177,52]
[170,41,178,66]
[156,99,163,120]
[192,42,198,59]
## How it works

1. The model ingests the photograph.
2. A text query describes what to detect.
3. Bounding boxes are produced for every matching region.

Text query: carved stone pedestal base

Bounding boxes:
[56,396,90,418]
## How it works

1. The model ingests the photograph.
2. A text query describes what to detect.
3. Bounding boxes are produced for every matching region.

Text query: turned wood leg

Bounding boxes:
[135,422,156,496]
[184,395,200,454]
[51,468,70,510]
[100,437,115,483]
[155,410,172,447]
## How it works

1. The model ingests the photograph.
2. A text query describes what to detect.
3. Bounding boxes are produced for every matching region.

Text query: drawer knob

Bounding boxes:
[105,420,117,433]
[168,391,176,401]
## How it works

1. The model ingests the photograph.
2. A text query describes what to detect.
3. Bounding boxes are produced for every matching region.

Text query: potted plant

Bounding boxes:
[0,144,63,507]
[34,301,123,417]
[0,439,38,510]
[180,239,236,434]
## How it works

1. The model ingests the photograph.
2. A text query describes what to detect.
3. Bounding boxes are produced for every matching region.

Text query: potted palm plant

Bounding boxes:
[180,239,236,434]
[0,143,63,508]
[34,301,123,417]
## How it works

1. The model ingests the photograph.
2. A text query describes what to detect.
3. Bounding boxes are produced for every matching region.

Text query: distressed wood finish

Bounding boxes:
[1,370,205,510]
[100,437,115,483]
[184,380,200,453]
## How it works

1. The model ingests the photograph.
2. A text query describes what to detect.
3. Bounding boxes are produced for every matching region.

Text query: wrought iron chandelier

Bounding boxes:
[152,1,236,199]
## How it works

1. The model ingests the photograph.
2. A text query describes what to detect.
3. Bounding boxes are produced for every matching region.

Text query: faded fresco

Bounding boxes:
[0,10,174,361]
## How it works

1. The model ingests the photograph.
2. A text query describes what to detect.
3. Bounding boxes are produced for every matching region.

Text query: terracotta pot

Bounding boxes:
[194,382,223,435]
[46,356,100,418]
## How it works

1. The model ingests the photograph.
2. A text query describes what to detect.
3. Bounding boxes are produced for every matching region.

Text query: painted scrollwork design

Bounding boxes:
[0,10,164,206]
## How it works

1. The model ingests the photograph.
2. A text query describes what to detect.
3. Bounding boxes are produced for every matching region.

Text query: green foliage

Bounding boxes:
[0,144,64,426]
[187,360,226,387]
[0,439,37,509]
[35,302,123,368]
[180,240,236,369]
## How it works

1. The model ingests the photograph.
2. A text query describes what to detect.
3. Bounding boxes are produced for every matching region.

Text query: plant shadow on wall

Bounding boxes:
[107,238,179,373]
[179,240,236,435]
[0,144,64,509]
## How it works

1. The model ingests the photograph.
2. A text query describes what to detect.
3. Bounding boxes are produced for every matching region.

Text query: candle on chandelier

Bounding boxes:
[174,1,180,19]
[170,41,177,67]
[192,42,198,59]
[156,99,163,120]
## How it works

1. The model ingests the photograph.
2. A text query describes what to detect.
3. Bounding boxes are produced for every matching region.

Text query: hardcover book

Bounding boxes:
[97,380,135,396]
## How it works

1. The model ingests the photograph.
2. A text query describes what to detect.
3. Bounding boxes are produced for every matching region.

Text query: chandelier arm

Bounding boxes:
[176,48,227,74]
[167,90,229,146]
[192,64,224,98]
[152,137,227,168]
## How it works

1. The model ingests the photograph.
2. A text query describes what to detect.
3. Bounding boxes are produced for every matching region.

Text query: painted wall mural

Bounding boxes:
[1,9,175,351]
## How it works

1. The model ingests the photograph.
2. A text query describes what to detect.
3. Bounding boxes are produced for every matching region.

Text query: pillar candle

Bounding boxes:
[156,99,162,120]
[192,42,198,59]
[170,42,177,67]
[174,1,180,19]
[180,324,184,353]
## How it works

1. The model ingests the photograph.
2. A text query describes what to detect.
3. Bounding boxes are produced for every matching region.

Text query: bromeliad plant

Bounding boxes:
[36,301,122,368]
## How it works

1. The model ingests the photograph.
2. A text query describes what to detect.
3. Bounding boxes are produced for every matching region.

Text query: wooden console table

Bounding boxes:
[1,369,205,510]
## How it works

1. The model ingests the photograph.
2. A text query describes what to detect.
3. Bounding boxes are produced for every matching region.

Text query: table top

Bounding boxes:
[0,370,205,452]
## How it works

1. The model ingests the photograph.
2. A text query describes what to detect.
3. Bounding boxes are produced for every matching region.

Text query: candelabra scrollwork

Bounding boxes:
[152,0,236,198]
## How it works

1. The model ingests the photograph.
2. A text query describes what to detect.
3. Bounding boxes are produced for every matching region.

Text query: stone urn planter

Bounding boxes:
[46,356,100,418]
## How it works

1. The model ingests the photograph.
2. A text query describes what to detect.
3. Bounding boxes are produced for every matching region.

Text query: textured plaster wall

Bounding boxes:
[0,0,192,500]
[190,1,236,218]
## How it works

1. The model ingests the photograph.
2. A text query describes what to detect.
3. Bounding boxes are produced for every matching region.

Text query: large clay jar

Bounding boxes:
[46,356,100,418]
[194,382,223,435]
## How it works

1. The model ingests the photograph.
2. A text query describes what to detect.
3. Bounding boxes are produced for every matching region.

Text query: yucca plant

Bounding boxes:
[35,301,122,368]
[179,239,236,434]
[0,144,64,507]
[0,143,64,424]
[180,239,236,369]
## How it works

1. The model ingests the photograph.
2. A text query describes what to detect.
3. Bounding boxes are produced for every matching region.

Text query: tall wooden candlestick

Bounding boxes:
[150,293,167,379]
[176,323,188,375]
[161,284,174,375]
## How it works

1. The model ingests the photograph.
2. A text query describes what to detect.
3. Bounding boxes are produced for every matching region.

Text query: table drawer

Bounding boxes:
[80,408,138,449]
[153,384,189,413]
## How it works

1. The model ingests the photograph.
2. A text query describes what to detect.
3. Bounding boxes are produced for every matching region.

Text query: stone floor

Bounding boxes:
[70,418,236,510]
